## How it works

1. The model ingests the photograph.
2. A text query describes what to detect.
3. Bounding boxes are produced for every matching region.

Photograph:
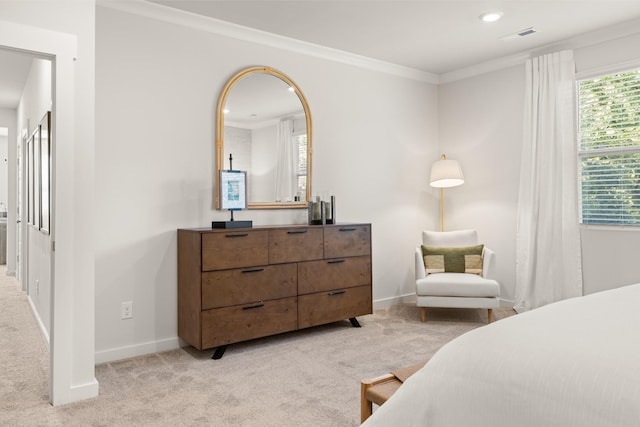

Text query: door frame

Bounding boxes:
[0,18,98,406]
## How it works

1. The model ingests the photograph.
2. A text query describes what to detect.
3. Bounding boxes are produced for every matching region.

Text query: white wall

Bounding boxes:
[17,58,52,334]
[251,124,277,202]
[438,31,640,302]
[0,108,16,276]
[0,133,7,210]
[95,5,438,362]
[438,65,525,303]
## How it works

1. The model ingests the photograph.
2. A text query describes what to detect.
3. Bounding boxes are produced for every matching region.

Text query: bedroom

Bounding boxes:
[1,0,640,421]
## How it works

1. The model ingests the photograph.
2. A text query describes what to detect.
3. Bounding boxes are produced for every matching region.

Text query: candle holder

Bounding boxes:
[308,195,335,225]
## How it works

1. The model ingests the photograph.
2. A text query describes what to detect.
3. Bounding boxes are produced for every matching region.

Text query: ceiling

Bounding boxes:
[3,1,640,110]
[149,0,640,75]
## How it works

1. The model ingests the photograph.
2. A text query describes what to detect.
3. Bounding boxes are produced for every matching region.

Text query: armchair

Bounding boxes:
[415,229,500,323]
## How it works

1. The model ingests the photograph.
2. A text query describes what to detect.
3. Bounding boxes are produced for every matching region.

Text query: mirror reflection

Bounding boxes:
[216,67,312,209]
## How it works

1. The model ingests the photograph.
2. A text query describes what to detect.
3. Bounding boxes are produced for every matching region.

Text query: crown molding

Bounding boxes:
[439,16,640,84]
[97,0,438,84]
[438,52,531,85]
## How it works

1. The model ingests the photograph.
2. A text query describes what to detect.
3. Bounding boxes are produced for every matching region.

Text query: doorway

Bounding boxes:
[1,15,98,406]
[0,46,52,399]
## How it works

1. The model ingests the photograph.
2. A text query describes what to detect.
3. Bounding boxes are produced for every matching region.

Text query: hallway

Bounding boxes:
[0,266,50,424]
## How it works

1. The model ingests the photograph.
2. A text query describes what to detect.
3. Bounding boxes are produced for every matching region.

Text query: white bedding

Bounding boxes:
[362,284,640,426]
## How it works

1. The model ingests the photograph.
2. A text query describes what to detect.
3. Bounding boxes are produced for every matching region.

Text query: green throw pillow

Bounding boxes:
[421,244,484,275]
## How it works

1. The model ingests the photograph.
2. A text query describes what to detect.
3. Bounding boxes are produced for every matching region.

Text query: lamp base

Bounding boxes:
[212,220,253,229]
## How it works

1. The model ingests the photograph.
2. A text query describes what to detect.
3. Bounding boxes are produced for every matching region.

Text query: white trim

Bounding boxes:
[28,295,50,350]
[68,380,99,402]
[95,337,180,364]
[97,0,438,84]
[576,58,640,81]
[439,52,531,84]
[373,292,416,309]
[580,224,640,232]
[499,298,514,308]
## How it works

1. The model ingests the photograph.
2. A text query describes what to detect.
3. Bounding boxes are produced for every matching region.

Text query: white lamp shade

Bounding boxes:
[430,158,464,188]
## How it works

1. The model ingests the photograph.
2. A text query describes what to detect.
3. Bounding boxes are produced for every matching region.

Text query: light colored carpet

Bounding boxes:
[0,268,514,426]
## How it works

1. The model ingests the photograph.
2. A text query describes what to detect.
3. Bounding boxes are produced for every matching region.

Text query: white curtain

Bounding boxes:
[514,50,583,312]
[274,119,296,202]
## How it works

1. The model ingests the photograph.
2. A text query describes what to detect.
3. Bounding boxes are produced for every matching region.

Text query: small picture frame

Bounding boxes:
[219,170,247,211]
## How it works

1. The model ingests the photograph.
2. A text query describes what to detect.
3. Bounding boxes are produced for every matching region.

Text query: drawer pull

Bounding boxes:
[339,227,357,232]
[328,290,346,296]
[287,230,308,234]
[241,268,265,273]
[328,259,346,264]
[242,303,265,310]
[226,233,249,238]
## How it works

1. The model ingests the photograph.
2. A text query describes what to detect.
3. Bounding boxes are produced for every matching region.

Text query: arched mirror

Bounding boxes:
[215,66,312,209]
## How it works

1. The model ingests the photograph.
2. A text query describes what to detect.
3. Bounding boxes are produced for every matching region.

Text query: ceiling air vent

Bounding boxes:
[501,27,537,41]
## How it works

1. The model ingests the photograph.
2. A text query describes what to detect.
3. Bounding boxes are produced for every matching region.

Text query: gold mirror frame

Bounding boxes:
[215,66,313,209]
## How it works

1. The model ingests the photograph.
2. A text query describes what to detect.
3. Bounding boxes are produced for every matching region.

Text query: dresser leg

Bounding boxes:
[212,345,227,360]
[349,317,361,328]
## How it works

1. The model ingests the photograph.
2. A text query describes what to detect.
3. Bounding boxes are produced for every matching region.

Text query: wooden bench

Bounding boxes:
[360,361,426,422]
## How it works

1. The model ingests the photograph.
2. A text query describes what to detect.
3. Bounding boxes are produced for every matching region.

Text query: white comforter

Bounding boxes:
[362,284,640,426]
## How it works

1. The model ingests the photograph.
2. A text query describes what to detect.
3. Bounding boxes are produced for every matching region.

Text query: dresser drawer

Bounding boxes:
[324,225,371,259]
[201,297,298,349]
[269,227,323,264]
[202,263,297,309]
[298,256,371,295]
[202,230,268,271]
[298,285,372,329]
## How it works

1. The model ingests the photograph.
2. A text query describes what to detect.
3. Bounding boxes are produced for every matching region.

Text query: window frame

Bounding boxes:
[576,65,640,227]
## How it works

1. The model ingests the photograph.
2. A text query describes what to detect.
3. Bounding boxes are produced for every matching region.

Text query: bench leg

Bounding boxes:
[488,308,493,324]
[420,307,427,322]
[360,373,396,422]
[360,381,373,422]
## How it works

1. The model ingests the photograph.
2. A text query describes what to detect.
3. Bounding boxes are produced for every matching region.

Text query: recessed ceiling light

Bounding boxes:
[480,11,503,23]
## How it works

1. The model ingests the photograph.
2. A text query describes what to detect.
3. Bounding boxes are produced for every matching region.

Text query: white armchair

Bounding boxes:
[415,229,500,323]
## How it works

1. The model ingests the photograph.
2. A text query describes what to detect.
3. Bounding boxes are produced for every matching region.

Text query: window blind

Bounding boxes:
[578,69,640,225]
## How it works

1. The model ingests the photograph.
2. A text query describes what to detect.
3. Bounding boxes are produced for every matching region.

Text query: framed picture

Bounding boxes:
[27,133,33,225]
[219,170,247,210]
[39,111,51,234]
[33,125,40,230]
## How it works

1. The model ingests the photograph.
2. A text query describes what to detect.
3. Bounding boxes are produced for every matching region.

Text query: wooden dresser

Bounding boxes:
[177,223,372,358]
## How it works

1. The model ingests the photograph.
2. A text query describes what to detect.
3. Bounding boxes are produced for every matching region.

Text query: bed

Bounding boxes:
[361,284,640,426]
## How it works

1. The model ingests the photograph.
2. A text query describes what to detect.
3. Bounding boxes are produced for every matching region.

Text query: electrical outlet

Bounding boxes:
[121,301,133,319]
[35,280,39,295]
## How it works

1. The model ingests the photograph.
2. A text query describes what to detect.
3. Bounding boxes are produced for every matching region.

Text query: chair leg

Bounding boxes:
[488,308,493,323]
[420,307,427,322]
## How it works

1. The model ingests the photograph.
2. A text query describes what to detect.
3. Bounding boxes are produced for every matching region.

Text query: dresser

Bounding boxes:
[177,223,372,358]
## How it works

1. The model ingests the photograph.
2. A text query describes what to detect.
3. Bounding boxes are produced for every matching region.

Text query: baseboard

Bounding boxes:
[95,337,180,364]
[374,295,514,310]
[27,296,50,351]
[373,293,416,309]
[66,379,100,405]
[499,298,515,308]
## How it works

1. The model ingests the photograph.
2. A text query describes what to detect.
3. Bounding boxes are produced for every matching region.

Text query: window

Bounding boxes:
[295,134,307,197]
[578,69,640,225]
